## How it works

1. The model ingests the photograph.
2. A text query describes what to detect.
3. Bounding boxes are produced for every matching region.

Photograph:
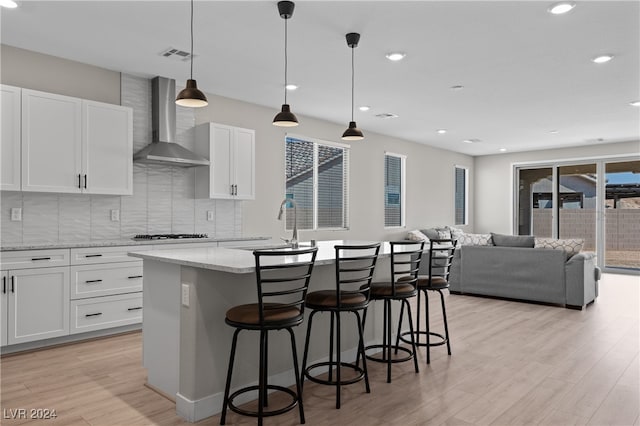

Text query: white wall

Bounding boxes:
[474,140,640,234]
[196,96,474,241]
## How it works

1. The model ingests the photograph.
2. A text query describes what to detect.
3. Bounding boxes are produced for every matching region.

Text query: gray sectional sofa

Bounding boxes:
[448,245,600,309]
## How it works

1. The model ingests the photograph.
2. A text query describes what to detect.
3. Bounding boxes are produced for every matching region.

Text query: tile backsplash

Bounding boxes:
[0,74,242,246]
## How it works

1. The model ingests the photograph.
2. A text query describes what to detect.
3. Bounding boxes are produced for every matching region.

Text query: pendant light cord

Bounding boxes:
[284,17,288,104]
[351,46,355,122]
[189,0,194,80]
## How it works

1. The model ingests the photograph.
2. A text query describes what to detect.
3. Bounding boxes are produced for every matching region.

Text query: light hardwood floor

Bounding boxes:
[1,273,638,425]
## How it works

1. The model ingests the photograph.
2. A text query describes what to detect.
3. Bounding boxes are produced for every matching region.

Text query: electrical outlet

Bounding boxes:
[181,283,190,307]
[10,208,22,221]
[207,210,214,221]
[110,209,120,222]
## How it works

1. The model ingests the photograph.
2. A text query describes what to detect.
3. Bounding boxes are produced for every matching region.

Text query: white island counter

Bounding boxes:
[129,240,394,422]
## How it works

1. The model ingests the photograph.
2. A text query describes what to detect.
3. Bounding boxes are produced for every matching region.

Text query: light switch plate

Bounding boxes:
[10,208,22,221]
[207,211,214,221]
[181,283,190,307]
[110,209,120,222]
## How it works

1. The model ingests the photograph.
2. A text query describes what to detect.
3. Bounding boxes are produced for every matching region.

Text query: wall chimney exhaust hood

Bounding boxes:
[133,76,210,167]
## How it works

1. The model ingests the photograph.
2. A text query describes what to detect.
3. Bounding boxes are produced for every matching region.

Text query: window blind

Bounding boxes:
[385,154,403,227]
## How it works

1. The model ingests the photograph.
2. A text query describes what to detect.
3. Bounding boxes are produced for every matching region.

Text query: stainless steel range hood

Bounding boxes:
[133,77,210,167]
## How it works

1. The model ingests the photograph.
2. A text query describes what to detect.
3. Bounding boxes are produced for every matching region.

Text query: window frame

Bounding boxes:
[284,133,350,231]
[454,165,469,226]
[384,152,407,229]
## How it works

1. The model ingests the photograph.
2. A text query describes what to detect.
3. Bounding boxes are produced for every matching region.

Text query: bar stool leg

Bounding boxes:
[394,301,404,354]
[220,328,241,425]
[287,328,305,424]
[439,289,452,355]
[385,300,392,383]
[336,312,341,409]
[416,290,422,345]
[354,310,370,393]
[403,299,420,374]
[425,290,431,364]
[300,310,317,393]
[328,312,335,382]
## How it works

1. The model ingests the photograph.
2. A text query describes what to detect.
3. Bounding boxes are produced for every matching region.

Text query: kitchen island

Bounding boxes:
[129,240,395,422]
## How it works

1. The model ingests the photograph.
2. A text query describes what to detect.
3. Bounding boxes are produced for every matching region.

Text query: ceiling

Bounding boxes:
[2,1,639,156]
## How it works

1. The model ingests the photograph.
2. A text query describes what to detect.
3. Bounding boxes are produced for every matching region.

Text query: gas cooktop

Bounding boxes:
[133,234,209,240]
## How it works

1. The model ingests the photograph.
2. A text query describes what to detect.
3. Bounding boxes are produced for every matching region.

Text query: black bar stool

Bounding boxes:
[300,243,381,409]
[220,246,318,426]
[397,239,457,364]
[362,240,425,383]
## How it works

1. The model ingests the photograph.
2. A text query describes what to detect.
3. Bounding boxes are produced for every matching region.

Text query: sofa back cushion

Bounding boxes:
[491,232,535,248]
[535,237,584,259]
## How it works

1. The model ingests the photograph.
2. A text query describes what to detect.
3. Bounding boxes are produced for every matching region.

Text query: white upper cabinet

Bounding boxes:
[20,88,132,195]
[82,100,133,195]
[1,85,22,191]
[195,122,255,200]
[22,89,83,193]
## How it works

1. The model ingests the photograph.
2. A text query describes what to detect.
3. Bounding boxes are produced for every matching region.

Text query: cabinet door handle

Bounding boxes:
[11,276,15,293]
[78,173,82,189]
[85,254,103,258]
[31,257,51,261]
[127,275,143,279]
[127,307,143,311]
[2,276,6,294]
[85,313,102,318]
[85,279,103,284]
[84,174,87,189]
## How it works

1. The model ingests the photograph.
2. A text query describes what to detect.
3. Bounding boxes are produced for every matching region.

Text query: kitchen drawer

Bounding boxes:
[70,293,142,334]
[70,245,150,265]
[0,249,69,270]
[70,262,143,300]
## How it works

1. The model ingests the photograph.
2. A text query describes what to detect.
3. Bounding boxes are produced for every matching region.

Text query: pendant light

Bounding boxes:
[342,32,364,141]
[273,1,299,127]
[176,0,208,108]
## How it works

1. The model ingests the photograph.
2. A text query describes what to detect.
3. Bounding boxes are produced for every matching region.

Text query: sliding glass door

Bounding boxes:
[515,157,639,272]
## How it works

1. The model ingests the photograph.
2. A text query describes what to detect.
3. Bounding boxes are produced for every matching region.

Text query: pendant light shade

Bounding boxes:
[273,1,299,127]
[176,0,208,108]
[342,32,364,141]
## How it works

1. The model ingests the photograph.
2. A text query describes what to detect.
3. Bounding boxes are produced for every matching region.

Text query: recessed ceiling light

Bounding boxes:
[450,85,464,91]
[285,84,298,91]
[499,148,508,152]
[375,113,398,119]
[463,139,481,144]
[0,0,17,7]
[437,129,447,134]
[548,2,575,15]
[550,130,559,134]
[630,100,640,107]
[359,106,370,111]
[385,52,406,62]
[592,55,614,64]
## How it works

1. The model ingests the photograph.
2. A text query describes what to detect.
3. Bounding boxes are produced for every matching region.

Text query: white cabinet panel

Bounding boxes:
[0,249,70,270]
[83,101,133,195]
[195,122,255,200]
[21,89,82,193]
[1,272,7,346]
[7,266,70,345]
[70,262,143,299]
[1,85,21,191]
[70,245,148,265]
[70,293,142,334]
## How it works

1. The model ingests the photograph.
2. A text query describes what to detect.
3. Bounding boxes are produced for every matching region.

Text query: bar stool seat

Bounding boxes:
[220,247,318,426]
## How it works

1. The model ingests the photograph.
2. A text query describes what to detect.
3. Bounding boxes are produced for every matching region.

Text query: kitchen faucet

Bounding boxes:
[277,198,298,248]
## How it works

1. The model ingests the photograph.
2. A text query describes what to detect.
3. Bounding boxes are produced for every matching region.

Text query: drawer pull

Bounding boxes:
[127,307,143,311]
[31,257,51,261]
[85,254,103,258]
[128,275,143,279]
[85,313,102,318]
[11,276,15,293]
[2,276,5,294]
[85,279,103,284]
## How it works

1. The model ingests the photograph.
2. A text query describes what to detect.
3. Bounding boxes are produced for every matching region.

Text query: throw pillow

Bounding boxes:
[421,228,443,241]
[491,232,535,248]
[535,238,584,259]
[446,226,465,241]
[407,230,430,242]
[457,233,493,246]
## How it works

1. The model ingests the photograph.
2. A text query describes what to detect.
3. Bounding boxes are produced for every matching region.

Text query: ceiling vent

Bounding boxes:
[160,47,194,62]
[375,113,399,119]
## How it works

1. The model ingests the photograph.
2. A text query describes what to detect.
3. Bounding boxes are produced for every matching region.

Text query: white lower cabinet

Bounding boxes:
[6,267,70,345]
[70,262,143,299]
[70,293,142,334]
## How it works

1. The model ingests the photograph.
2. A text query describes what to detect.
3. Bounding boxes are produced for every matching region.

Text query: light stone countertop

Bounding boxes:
[0,236,269,252]
[128,240,400,274]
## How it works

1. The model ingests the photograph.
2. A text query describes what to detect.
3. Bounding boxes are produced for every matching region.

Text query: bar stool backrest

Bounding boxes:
[253,246,318,326]
[334,243,382,309]
[390,241,425,297]
[428,239,458,283]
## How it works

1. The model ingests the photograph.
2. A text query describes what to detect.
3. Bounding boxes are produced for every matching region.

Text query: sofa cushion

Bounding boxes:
[421,228,448,240]
[535,237,584,259]
[458,233,493,246]
[446,226,465,241]
[491,233,535,248]
[407,230,430,242]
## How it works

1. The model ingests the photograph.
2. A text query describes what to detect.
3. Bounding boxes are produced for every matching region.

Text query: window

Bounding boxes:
[384,153,406,227]
[454,166,468,225]
[284,135,349,230]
